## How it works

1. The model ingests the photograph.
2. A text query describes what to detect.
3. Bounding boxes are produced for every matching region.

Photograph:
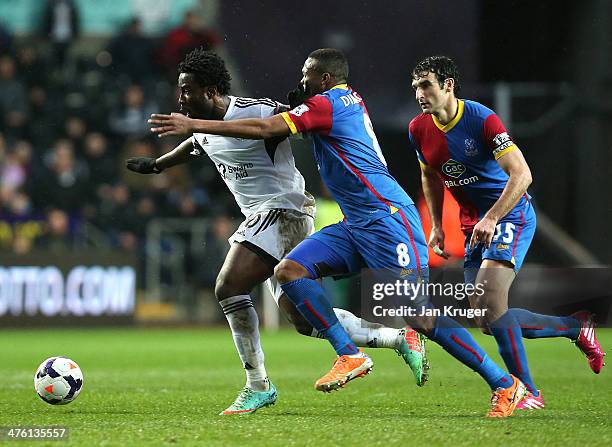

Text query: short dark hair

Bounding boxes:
[308,48,349,82]
[412,55,461,95]
[178,48,232,95]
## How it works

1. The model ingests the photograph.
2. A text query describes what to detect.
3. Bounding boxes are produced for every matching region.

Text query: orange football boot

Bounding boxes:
[315,349,373,392]
[486,374,526,418]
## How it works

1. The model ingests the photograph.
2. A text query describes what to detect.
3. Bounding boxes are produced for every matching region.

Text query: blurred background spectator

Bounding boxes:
[0,54,29,138]
[106,18,155,84]
[36,207,77,253]
[0,21,13,55]
[156,10,220,81]
[109,84,159,137]
[34,138,89,212]
[41,0,80,68]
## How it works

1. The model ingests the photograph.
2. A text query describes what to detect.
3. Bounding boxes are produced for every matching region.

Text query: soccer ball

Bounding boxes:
[34,357,84,405]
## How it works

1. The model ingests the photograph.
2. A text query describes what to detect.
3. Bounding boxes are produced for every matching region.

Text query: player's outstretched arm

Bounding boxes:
[420,163,449,259]
[126,138,194,174]
[469,148,532,249]
[149,113,291,140]
[155,137,200,171]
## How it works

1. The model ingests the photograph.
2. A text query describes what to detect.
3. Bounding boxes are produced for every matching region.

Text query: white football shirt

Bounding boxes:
[191,96,314,217]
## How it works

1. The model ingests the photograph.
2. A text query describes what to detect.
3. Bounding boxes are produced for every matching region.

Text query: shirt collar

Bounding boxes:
[432,99,464,133]
[329,83,349,91]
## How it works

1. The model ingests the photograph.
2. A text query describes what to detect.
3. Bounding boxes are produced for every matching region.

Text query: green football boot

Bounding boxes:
[220,382,277,415]
[396,328,429,387]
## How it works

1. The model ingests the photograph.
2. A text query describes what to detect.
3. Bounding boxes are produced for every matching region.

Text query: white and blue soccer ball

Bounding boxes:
[34,357,84,405]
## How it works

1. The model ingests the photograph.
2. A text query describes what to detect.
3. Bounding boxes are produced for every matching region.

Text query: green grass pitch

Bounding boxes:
[1,328,610,446]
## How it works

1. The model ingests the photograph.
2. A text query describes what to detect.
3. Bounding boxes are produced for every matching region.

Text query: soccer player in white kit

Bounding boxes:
[126,48,428,414]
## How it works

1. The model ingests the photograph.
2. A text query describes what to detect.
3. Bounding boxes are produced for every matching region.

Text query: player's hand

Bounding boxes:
[286,83,309,109]
[428,227,449,259]
[149,113,193,137]
[469,216,497,250]
[126,157,162,174]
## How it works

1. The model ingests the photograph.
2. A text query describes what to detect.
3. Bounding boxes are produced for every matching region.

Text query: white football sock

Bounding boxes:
[310,308,403,349]
[219,295,269,391]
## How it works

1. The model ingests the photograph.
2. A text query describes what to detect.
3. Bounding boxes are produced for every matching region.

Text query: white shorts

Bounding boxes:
[228,208,315,302]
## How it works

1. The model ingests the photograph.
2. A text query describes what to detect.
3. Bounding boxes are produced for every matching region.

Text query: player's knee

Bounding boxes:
[214,278,232,301]
[214,273,247,301]
[293,320,313,336]
[410,314,437,334]
[288,310,314,336]
[478,324,492,335]
[472,315,491,335]
[278,295,313,335]
[274,259,309,284]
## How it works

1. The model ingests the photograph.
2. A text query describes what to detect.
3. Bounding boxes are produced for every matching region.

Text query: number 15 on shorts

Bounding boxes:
[493,222,516,244]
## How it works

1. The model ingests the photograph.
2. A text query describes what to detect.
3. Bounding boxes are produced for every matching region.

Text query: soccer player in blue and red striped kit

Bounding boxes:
[150,48,529,417]
[408,55,606,410]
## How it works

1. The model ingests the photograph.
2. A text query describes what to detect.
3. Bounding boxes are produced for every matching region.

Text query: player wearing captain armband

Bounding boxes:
[408,55,606,411]
[149,48,532,418]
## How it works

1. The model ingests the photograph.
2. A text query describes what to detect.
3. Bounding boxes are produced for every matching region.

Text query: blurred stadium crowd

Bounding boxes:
[0,3,238,286]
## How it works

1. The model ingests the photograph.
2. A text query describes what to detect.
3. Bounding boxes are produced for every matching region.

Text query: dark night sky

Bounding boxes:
[217,1,575,126]
[219,1,480,103]
[480,1,575,82]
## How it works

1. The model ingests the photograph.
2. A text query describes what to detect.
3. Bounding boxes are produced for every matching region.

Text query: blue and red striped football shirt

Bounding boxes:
[409,99,531,234]
[281,84,413,226]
